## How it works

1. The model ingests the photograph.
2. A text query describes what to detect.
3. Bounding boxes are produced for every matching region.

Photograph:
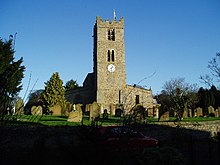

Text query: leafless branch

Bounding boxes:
[200,52,220,86]
[200,74,213,87]
[137,71,156,85]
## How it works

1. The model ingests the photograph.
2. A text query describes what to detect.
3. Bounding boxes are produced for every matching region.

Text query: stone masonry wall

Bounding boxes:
[156,120,220,136]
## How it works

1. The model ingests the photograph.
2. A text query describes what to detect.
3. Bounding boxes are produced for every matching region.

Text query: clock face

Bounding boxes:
[107,64,116,72]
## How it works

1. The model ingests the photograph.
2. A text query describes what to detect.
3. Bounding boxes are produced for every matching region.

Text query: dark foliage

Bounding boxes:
[65,79,79,91]
[25,89,44,114]
[198,86,220,115]
[0,38,25,122]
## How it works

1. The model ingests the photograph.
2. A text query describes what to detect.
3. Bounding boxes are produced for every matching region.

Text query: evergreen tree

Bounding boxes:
[65,79,79,91]
[204,89,210,115]
[0,38,25,118]
[197,86,220,115]
[215,90,220,108]
[210,85,220,108]
[198,87,206,113]
[208,88,215,107]
[42,72,66,113]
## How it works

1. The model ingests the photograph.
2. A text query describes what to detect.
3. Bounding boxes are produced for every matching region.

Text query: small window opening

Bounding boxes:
[112,50,115,61]
[119,90,121,103]
[136,95,140,104]
[107,50,111,62]
[108,29,115,41]
[108,30,111,40]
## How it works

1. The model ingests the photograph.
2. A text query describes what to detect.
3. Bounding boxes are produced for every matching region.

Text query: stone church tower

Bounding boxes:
[93,16,126,112]
[66,14,158,115]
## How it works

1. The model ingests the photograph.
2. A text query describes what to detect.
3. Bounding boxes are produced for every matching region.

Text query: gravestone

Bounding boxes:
[155,108,159,119]
[67,104,83,122]
[196,107,203,117]
[159,111,169,121]
[115,108,122,117]
[103,109,108,119]
[50,104,62,116]
[208,106,215,115]
[67,111,82,122]
[89,102,101,121]
[15,99,24,115]
[16,108,24,115]
[214,108,220,117]
[194,109,197,117]
[214,110,218,117]
[183,108,188,118]
[63,102,73,116]
[75,104,82,111]
[216,107,220,117]
[189,109,192,117]
[31,106,37,115]
[31,106,43,115]
[86,104,92,112]
[147,108,154,117]
[110,104,116,115]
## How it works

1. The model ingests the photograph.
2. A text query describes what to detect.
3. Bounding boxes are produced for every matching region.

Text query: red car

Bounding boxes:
[97,126,158,154]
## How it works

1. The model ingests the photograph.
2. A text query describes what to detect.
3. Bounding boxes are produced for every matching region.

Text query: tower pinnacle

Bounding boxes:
[114,9,116,20]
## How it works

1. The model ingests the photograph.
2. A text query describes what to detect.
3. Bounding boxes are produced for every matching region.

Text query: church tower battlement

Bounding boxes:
[95,16,124,27]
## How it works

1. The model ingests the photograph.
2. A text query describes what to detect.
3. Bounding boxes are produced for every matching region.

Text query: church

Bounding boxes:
[66,14,158,115]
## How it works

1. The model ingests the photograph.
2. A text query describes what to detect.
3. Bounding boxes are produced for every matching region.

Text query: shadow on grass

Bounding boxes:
[99,117,123,124]
[40,118,67,121]
[40,115,68,121]
[0,123,219,165]
[0,120,44,126]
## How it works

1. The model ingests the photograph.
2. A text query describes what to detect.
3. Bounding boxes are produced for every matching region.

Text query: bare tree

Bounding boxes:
[201,52,220,87]
[162,78,198,120]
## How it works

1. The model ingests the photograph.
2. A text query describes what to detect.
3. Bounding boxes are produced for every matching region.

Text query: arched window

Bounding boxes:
[107,50,111,62]
[107,49,115,62]
[112,50,115,61]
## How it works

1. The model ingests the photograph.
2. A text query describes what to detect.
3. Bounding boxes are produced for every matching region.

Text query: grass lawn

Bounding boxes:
[13,114,123,126]
[8,114,220,126]
[182,117,220,122]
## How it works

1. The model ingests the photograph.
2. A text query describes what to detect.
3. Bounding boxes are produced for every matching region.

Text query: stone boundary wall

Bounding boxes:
[155,120,220,136]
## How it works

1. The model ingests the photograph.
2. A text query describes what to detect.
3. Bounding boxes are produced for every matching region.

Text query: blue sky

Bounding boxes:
[0,0,220,97]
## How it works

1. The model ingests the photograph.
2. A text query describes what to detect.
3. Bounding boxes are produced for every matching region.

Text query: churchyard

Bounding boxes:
[1,117,220,165]
[1,103,220,165]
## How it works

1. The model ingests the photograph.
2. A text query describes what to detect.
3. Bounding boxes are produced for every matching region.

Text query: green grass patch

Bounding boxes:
[40,115,68,121]
[98,116,123,126]
[3,114,220,126]
[39,115,82,126]
[182,117,220,122]
[35,114,123,126]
